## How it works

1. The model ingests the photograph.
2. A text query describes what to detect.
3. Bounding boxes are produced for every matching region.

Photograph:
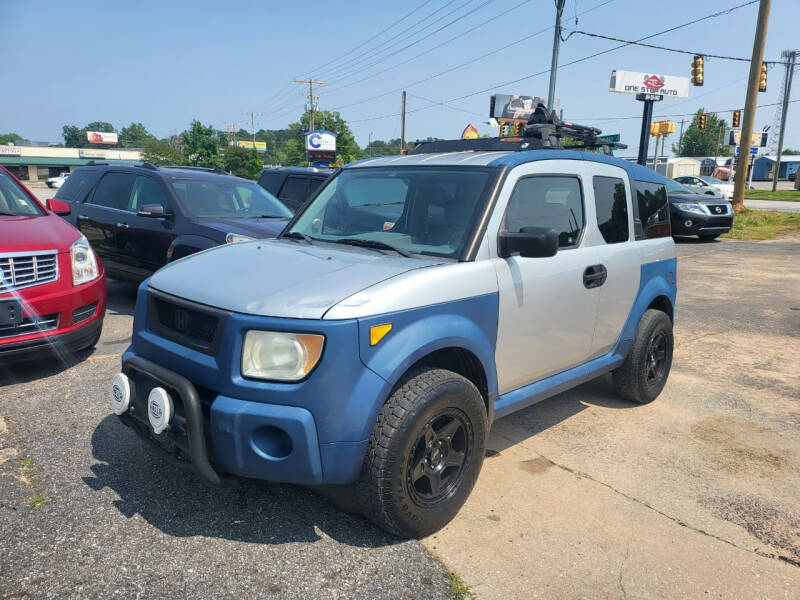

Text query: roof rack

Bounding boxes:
[163,165,228,174]
[135,162,159,170]
[411,102,627,156]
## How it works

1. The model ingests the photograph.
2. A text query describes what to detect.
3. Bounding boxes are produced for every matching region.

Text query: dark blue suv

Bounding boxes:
[53,164,292,282]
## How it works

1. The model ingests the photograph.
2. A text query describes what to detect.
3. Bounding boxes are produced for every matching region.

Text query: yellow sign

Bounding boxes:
[236,140,267,152]
[461,124,479,139]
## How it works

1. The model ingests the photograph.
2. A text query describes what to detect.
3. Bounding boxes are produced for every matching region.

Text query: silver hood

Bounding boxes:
[148,238,442,319]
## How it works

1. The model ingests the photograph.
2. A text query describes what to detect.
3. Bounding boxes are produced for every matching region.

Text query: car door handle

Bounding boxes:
[583,264,607,289]
[77,214,89,221]
[116,222,130,229]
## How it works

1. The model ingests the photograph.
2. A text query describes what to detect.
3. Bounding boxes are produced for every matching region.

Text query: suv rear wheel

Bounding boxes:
[613,309,673,404]
[356,367,487,538]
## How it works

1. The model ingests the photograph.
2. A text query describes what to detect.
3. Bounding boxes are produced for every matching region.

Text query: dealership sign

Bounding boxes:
[0,146,21,155]
[305,130,336,152]
[86,131,118,145]
[609,70,690,98]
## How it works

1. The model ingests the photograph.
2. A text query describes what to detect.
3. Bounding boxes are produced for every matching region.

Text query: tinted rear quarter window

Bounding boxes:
[632,180,670,239]
[592,176,629,244]
[257,172,285,195]
[55,169,102,202]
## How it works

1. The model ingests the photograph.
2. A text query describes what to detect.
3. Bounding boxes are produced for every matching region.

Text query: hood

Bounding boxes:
[193,216,289,240]
[668,192,729,206]
[0,213,81,253]
[148,238,442,319]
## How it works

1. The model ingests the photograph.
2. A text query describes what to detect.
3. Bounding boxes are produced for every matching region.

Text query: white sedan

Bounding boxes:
[674,175,733,200]
[46,172,70,189]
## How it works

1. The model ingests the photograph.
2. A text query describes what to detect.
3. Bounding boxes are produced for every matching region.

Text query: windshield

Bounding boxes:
[170,179,292,219]
[699,176,725,185]
[665,179,695,195]
[0,170,43,216]
[288,167,495,259]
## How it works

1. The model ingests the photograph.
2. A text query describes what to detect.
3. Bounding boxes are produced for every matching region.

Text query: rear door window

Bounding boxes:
[632,180,670,239]
[592,176,629,244]
[54,169,102,202]
[89,172,135,211]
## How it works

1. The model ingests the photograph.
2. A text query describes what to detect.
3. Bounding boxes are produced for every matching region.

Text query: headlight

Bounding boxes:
[242,330,324,381]
[226,233,255,244]
[71,235,99,286]
[675,203,707,216]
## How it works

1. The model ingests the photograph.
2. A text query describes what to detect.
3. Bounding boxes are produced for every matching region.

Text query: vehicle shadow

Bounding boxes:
[83,415,399,548]
[487,374,632,455]
[673,236,719,244]
[105,278,139,317]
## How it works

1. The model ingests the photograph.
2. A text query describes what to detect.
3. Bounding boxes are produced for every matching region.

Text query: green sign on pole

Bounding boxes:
[598,133,620,142]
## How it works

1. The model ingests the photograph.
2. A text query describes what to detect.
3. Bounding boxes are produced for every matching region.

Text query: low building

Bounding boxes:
[665,157,701,178]
[751,155,800,181]
[0,143,143,182]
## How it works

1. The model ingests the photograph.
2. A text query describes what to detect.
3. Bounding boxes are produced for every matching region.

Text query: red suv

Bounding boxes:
[0,166,106,362]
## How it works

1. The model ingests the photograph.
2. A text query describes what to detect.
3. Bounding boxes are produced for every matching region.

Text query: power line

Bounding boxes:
[576,98,799,122]
[573,30,792,65]
[348,0,759,123]
[329,0,616,111]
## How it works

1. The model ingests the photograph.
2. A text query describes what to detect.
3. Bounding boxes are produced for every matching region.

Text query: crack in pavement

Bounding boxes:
[491,429,799,570]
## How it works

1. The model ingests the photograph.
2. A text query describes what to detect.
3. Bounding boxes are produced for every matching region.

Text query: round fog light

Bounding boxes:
[110,373,131,415]
[147,387,173,434]
[684,219,693,227]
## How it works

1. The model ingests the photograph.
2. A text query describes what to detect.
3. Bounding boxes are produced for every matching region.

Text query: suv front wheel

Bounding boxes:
[613,309,674,404]
[357,367,488,538]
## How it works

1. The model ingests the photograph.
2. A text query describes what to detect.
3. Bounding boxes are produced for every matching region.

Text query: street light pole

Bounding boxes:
[546,0,567,112]
[772,50,797,191]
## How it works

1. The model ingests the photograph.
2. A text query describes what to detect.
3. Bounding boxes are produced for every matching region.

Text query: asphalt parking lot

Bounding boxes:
[2,234,799,599]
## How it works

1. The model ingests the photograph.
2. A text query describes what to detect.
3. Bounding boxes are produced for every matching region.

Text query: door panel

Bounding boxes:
[83,172,135,272]
[587,167,641,356]
[490,162,600,394]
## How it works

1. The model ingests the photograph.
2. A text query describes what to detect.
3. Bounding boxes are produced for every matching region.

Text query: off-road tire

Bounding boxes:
[356,367,488,538]
[699,233,720,241]
[612,309,673,404]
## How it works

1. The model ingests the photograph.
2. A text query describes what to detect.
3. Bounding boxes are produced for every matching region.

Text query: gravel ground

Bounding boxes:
[0,281,451,599]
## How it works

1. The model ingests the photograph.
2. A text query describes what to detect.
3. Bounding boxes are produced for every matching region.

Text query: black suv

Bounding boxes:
[665,179,733,240]
[257,166,333,212]
[52,163,292,282]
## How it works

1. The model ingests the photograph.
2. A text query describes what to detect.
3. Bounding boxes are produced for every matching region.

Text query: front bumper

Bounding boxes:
[119,350,370,487]
[0,272,106,362]
[670,208,733,237]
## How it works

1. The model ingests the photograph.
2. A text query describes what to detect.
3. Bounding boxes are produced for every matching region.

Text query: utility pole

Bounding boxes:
[368,132,373,157]
[400,90,407,155]
[772,49,798,191]
[242,112,262,146]
[547,0,567,112]
[713,124,724,169]
[732,0,770,211]
[294,79,326,132]
[677,119,685,156]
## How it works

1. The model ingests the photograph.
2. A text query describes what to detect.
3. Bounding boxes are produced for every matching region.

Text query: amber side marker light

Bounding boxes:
[370,324,393,346]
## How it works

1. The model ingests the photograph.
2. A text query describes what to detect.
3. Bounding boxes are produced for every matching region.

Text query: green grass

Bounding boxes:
[744,189,800,201]
[722,209,800,240]
[448,572,474,600]
[28,494,47,507]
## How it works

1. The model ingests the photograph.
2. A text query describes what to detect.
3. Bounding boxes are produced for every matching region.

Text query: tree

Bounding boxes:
[0,133,22,145]
[672,109,729,157]
[181,120,222,168]
[222,145,262,179]
[119,122,155,148]
[141,138,184,165]
[781,148,799,155]
[62,121,116,148]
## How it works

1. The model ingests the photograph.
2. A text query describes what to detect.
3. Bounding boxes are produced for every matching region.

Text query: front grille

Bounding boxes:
[0,313,59,339]
[146,290,228,355]
[72,302,98,325]
[706,205,729,215]
[0,251,58,293]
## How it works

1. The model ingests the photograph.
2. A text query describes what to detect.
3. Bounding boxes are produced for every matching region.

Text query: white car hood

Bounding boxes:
[148,238,442,319]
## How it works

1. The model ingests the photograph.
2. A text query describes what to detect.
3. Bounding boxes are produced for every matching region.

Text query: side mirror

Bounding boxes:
[137,204,166,218]
[46,198,71,216]
[499,227,559,258]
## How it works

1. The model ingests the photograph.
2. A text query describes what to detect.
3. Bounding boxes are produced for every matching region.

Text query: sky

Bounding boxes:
[1,0,797,158]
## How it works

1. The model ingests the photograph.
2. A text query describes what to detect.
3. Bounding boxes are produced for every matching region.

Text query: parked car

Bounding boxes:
[51,163,292,282]
[257,166,333,212]
[666,179,733,240]
[674,175,733,199]
[110,146,677,538]
[0,166,105,362]
[789,171,796,182]
[46,171,71,189]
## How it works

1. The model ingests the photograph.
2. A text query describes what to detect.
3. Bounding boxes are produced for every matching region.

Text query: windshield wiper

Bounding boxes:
[335,238,412,258]
[0,211,18,216]
[248,214,288,219]
[283,231,314,244]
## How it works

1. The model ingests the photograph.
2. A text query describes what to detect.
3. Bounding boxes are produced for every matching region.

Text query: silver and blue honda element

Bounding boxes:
[111,135,676,537]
